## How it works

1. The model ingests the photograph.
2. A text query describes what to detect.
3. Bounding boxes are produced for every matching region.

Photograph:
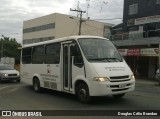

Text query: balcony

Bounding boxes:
[108,29,160,46]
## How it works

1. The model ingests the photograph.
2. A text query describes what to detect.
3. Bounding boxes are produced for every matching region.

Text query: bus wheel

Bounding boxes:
[33,78,41,93]
[113,93,125,99]
[76,83,91,103]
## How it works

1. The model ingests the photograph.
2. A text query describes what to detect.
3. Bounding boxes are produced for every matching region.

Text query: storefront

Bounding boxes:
[118,48,159,79]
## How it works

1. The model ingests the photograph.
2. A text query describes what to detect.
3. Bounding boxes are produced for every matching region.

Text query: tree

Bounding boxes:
[0,35,21,64]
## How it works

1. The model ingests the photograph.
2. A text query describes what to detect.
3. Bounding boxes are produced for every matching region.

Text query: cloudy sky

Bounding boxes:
[0,0,123,43]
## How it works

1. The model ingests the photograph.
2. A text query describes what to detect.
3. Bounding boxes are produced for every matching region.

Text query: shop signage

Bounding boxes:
[118,48,159,56]
[118,49,127,56]
[135,15,160,25]
[127,49,140,56]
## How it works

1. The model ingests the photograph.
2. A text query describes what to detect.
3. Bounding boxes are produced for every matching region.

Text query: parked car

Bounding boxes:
[0,64,20,82]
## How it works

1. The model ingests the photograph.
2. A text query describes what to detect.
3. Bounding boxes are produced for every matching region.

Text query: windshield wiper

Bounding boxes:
[88,58,110,62]
[88,58,122,62]
[106,58,122,62]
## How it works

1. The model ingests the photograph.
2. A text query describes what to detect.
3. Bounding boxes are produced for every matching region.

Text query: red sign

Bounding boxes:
[154,49,159,54]
[127,49,140,56]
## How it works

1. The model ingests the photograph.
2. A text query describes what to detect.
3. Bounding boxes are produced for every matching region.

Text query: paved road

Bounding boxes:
[0,81,160,119]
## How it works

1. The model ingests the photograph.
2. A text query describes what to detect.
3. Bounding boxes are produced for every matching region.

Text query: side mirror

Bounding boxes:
[114,44,118,48]
[71,46,79,56]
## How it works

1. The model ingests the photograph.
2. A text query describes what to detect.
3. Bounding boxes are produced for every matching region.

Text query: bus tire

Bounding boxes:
[113,93,125,99]
[76,83,91,103]
[33,78,41,93]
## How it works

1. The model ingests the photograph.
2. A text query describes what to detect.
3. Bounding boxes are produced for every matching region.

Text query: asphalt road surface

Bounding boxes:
[0,81,160,119]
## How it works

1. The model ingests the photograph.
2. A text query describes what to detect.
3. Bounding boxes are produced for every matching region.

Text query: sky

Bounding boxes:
[0,0,123,43]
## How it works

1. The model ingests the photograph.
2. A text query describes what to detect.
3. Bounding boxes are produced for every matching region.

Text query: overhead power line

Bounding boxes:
[84,22,102,36]
[92,18,123,21]
[70,8,86,35]
[70,23,79,36]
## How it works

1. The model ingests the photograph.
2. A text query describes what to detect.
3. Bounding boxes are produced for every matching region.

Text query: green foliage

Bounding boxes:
[0,35,21,64]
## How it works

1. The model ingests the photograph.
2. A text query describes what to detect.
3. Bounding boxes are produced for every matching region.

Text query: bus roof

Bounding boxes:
[22,35,108,48]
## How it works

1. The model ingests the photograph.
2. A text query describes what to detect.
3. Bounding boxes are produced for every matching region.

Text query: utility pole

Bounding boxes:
[70,8,86,35]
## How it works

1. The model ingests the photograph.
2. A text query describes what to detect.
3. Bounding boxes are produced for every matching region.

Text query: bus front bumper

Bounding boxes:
[89,80,135,96]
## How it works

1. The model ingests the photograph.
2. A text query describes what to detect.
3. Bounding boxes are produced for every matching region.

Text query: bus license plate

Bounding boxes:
[119,84,126,88]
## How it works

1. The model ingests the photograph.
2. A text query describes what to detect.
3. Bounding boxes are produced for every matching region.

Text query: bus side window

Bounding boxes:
[45,43,61,64]
[32,45,44,64]
[22,48,32,64]
[71,45,84,68]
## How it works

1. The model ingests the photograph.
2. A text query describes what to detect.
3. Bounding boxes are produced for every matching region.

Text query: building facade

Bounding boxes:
[111,0,160,80]
[23,13,113,45]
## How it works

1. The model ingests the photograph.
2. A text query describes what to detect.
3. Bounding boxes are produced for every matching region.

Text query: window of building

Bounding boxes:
[45,43,61,64]
[23,36,55,45]
[156,0,160,4]
[22,48,32,64]
[23,23,55,33]
[128,27,139,32]
[32,45,44,64]
[129,3,138,15]
[156,23,160,29]
[127,19,135,26]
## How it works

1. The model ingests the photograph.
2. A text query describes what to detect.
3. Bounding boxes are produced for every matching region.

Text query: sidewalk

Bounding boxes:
[129,79,160,98]
[135,79,160,88]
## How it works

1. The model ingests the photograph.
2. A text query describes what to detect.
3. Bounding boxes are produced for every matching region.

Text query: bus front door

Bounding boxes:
[63,43,74,91]
[63,42,85,92]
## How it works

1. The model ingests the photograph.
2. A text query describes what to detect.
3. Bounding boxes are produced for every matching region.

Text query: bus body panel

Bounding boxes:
[91,62,132,78]
[21,64,61,91]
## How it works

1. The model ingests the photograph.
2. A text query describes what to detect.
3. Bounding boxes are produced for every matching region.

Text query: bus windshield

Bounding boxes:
[78,38,123,62]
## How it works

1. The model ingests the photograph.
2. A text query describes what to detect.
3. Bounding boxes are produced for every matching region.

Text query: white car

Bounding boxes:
[0,64,20,82]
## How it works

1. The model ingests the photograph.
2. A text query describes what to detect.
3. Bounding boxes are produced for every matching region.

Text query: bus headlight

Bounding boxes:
[93,77,109,82]
[131,75,135,80]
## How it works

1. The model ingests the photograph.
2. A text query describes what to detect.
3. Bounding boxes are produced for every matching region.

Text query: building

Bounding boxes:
[23,13,113,45]
[111,0,160,79]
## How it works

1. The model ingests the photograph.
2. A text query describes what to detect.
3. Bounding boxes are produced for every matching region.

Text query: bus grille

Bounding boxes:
[50,82,57,90]
[110,84,131,88]
[44,81,57,90]
[44,81,50,88]
[109,75,130,82]
[112,88,129,92]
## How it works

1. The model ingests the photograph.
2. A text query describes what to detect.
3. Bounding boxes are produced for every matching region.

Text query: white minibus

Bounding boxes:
[21,35,135,103]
